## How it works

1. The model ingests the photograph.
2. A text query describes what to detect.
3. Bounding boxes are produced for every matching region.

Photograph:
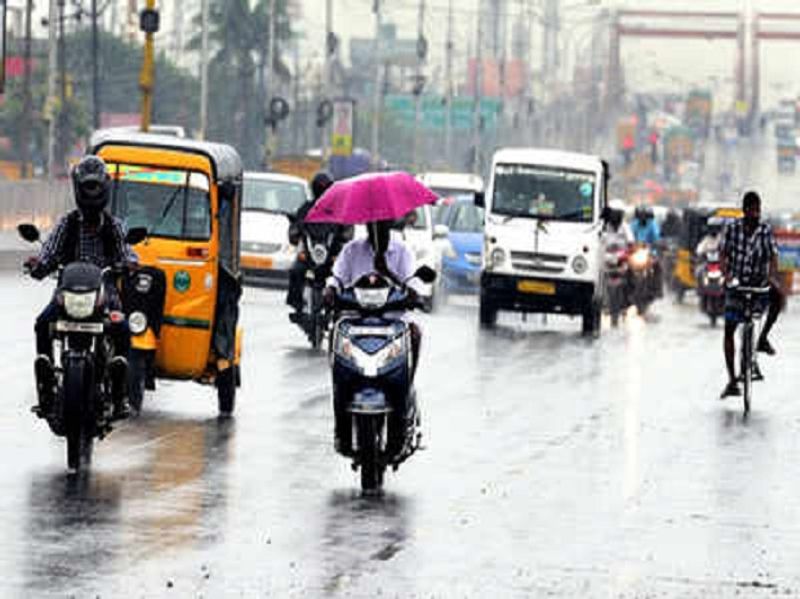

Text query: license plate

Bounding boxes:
[55,321,104,334]
[241,254,274,270]
[517,280,556,295]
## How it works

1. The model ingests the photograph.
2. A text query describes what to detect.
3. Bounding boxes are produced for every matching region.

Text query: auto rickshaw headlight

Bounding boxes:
[129,311,148,335]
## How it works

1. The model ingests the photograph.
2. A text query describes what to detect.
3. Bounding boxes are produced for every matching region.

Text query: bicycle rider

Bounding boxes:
[720,191,783,399]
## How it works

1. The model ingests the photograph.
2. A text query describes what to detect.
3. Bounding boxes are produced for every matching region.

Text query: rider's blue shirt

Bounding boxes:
[631,219,661,245]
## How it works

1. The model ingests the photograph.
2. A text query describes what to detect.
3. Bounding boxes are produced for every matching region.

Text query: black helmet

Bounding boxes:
[73,155,110,214]
[635,205,648,222]
[311,171,334,201]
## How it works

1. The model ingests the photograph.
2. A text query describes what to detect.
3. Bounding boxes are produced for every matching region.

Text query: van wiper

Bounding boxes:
[152,185,185,233]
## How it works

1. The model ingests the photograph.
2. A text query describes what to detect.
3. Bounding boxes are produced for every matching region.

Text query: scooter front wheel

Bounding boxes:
[357,415,385,493]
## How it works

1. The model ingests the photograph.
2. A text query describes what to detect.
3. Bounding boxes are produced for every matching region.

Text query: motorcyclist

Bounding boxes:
[286,171,353,321]
[325,218,423,454]
[696,217,724,263]
[25,155,138,420]
[603,199,634,247]
[630,205,664,298]
[720,191,783,398]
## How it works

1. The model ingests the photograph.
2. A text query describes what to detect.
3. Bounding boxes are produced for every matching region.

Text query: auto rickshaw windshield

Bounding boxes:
[109,163,212,240]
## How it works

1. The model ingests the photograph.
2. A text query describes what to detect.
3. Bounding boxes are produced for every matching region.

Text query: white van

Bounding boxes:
[479,148,609,335]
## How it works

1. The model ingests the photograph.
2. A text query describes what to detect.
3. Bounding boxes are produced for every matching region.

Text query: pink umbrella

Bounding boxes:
[304,171,438,224]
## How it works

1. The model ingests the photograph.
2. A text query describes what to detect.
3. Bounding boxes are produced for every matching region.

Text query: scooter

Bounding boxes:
[628,243,656,316]
[295,230,337,349]
[18,223,147,472]
[697,250,725,327]
[329,266,436,493]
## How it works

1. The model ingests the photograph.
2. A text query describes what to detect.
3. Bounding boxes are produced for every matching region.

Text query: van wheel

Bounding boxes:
[582,301,601,338]
[217,367,236,416]
[479,295,497,328]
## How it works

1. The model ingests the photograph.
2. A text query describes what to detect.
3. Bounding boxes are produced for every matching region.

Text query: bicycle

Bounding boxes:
[730,283,770,414]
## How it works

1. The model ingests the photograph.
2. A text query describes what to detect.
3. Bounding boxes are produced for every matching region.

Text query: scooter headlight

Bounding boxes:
[128,311,148,335]
[310,244,328,265]
[63,291,98,320]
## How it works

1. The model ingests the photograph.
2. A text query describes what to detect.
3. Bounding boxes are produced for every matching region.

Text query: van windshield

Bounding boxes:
[491,163,597,223]
[109,164,212,240]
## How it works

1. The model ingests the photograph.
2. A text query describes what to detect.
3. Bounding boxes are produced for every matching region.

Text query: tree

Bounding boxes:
[189,0,293,167]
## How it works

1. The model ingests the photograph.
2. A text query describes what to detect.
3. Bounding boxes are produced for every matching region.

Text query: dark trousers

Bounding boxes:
[286,259,309,309]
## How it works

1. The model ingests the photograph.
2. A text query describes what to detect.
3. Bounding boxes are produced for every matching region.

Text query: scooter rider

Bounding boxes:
[630,205,664,298]
[286,171,353,320]
[324,219,423,454]
[25,155,138,420]
[695,216,724,278]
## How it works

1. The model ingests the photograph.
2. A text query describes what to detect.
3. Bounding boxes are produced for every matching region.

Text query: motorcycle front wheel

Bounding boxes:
[357,415,385,493]
[64,358,94,472]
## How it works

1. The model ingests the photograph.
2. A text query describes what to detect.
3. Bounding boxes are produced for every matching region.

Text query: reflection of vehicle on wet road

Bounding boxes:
[479,149,608,336]
[240,172,311,287]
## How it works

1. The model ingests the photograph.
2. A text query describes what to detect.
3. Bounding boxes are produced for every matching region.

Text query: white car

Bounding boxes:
[416,171,485,200]
[395,204,449,310]
[240,172,311,286]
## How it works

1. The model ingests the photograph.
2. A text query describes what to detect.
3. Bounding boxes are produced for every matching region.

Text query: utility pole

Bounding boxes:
[91,0,100,130]
[444,0,454,168]
[199,0,209,139]
[57,0,66,171]
[322,0,333,158]
[472,8,483,174]
[264,0,276,168]
[46,0,57,181]
[370,0,383,167]
[21,0,33,178]
[412,0,426,171]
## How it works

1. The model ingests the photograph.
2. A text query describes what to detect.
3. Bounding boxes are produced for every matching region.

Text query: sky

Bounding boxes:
[12,0,800,109]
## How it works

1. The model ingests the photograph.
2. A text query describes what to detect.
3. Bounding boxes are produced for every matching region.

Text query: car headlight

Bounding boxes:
[444,242,458,259]
[490,248,506,267]
[62,291,98,320]
[572,255,588,274]
[129,311,148,335]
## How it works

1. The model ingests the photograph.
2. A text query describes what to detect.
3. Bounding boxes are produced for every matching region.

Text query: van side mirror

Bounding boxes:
[600,207,612,222]
[474,191,485,208]
[17,223,40,243]
[125,226,148,245]
[433,224,450,240]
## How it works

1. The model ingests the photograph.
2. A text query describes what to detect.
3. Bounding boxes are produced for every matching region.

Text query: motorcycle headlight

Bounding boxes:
[311,244,328,265]
[62,291,98,320]
[630,248,650,269]
[129,311,148,335]
[572,255,588,274]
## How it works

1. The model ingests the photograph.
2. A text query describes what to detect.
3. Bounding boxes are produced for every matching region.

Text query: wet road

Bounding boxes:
[2,264,800,598]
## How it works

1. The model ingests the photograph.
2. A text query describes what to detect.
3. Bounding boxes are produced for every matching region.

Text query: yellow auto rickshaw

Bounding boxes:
[90,131,244,415]
[672,203,743,301]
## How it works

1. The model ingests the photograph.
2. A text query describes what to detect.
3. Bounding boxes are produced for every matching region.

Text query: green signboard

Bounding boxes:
[384,95,503,132]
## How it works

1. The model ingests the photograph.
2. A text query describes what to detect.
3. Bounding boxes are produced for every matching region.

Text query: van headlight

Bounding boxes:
[128,311,148,335]
[572,255,588,274]
[62,291,98,320]
[490,248,506,267]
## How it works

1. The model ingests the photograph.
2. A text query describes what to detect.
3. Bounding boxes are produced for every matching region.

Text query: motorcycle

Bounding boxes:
[18,223,146,472]
[296,230,338,349]
[628,243,656,316]
[604,242,630,326]
[697,249,725,326]
[330,266,436,493]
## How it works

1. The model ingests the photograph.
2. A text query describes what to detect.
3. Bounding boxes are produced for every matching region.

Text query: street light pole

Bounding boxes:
[264,0,276,169]
[138,0,157,132]
[57,0,66,170]
[370,0,383,167]
[21,0,33,178]
[91,0,99,130]
[323,0,333,158]
[46,0,57,181]
[444,0,454,168]
[199,0,209,139]
[413,0,426,171]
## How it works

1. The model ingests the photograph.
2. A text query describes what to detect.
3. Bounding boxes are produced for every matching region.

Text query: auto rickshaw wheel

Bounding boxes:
[217,366,237,416]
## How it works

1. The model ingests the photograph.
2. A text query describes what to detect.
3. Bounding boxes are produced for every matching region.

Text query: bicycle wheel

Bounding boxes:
[741,322,753,414]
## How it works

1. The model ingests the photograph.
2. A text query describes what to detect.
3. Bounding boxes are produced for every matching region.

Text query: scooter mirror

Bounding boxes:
[125,227,148,245]
[17,223,40,243]
[414,265,437,284]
